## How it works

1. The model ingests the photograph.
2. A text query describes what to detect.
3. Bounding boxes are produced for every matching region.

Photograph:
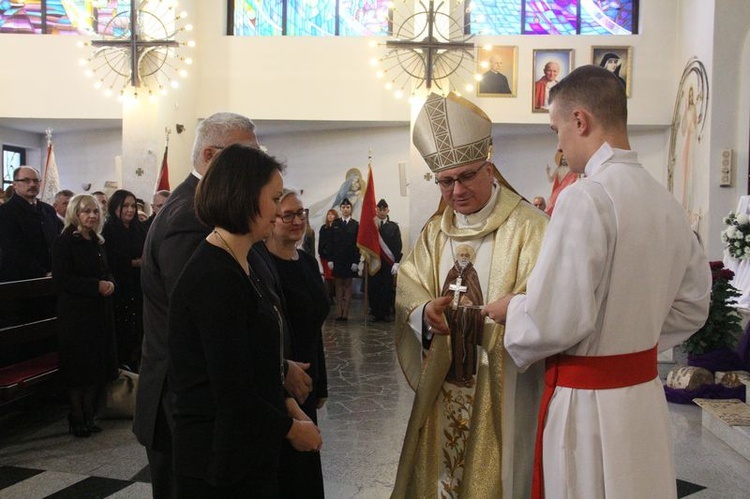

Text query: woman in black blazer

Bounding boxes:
[168,145,322,497]
[52,194,118,437]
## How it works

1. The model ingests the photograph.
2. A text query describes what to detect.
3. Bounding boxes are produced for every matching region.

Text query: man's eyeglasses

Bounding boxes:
[434,162,489,189]
[14,178,41,184]
[277,210,307,223]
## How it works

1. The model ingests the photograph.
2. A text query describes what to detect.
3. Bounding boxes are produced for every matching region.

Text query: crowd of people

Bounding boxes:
[0,65,712,499]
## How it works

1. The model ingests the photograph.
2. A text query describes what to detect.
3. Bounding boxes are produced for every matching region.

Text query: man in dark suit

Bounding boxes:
[368,199,402,322]
[0,166,62,282]
[478,54,512,94]
[134,112,313,498]
[329,198,360,321]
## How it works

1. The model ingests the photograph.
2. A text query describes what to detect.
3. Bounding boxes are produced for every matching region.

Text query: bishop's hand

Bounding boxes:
[424,295,452,335]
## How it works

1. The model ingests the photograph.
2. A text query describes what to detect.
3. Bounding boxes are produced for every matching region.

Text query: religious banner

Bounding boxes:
[41,137,60,205]
[357,165,380,275]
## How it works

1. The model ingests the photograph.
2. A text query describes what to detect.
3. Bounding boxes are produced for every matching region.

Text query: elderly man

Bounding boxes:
[142,189,170,232]
[134,112,313,498]
[392,93,548,498]
[52,189,74,225]
[534,61,561,110]
[478,53,511,94]
[532,196,547,211]
[484,66,711,499]
[0,167,62,282]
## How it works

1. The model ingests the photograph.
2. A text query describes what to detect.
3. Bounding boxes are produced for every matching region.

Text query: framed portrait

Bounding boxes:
[592,46,633,96]
[532,49,573,113]
[477,46,518,98]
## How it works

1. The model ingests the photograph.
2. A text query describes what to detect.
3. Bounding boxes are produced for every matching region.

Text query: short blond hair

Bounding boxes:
[65,194,104,236]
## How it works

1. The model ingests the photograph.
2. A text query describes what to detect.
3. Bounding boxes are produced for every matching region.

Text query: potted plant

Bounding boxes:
[683,261,744,371]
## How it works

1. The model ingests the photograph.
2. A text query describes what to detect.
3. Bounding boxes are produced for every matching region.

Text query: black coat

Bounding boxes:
[379,218,403,266]
[135,174,208,449]
[272,249,328,498]
[317,224,334,261]
[102,217,146,365]
[0,195,62,281]
[330,217,359,278]
[52,227,118,388]
[135,174,292,451]
[169,241,292,489]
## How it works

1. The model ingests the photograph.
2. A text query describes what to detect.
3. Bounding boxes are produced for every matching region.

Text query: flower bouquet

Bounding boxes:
[721,212,750,259]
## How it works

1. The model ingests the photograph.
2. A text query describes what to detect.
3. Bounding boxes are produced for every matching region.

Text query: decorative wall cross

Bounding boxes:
[90,0,178,89]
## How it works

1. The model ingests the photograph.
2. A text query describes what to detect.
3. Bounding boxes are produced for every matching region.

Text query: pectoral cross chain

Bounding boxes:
[449,276,468,310]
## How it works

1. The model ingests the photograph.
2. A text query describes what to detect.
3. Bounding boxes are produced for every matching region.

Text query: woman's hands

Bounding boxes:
[286,398,322,452]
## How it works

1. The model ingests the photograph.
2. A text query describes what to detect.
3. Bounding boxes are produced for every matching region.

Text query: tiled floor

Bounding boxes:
[1,296,749,498]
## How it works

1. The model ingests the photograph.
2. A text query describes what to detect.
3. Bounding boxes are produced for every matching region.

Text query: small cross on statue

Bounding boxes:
[449,276,468,310]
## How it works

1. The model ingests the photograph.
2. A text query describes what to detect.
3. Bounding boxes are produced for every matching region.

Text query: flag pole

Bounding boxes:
[363,259,369,323]
[43,128,52,188]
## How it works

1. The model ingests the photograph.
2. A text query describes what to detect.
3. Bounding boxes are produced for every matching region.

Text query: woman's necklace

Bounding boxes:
[215,230,286,385]
[213,230,248,274]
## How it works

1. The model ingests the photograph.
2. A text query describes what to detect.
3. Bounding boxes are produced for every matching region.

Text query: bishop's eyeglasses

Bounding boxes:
[434,162,489,189]
[277,210,308,223]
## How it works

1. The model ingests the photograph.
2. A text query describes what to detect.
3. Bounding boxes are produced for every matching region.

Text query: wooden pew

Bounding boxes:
[0,277,59,405]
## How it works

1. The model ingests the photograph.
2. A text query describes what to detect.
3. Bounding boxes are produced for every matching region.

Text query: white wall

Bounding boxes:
[704,0,750,259]
[52,128,122,195]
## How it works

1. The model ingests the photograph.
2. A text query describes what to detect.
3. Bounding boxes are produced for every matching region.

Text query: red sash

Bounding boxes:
[531,345,658,499]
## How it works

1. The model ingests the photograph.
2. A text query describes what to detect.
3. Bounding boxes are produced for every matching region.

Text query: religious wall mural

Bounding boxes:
[307,167,365,254]
[668,57,709,231]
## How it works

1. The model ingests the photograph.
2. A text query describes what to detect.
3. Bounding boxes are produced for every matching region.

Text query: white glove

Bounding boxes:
[327,261,334,270]
[391,262,400,275]
[351,263,359,272]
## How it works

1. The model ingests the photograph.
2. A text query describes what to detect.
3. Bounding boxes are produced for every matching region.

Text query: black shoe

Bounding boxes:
[68,414,91,438]
[85,417,102,433]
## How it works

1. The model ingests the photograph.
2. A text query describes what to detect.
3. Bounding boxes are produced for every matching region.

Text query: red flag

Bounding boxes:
[155,144,170,191]
[357,166,381,275]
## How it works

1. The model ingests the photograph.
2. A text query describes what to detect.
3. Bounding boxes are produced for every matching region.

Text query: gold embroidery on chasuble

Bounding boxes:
[393,184,547,499]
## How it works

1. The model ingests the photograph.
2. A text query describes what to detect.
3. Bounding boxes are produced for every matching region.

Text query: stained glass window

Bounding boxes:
[231,0,390,36]
[469,0,638,36]
[0,0,131,35]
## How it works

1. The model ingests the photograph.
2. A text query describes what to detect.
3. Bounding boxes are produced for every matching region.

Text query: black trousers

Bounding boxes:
[367,266,394,318]
[146,396,176,499]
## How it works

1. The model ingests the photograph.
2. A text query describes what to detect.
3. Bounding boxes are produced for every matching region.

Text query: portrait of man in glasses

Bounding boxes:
[0,166,62,282]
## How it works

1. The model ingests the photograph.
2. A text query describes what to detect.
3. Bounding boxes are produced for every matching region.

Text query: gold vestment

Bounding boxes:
[393,184,547,498]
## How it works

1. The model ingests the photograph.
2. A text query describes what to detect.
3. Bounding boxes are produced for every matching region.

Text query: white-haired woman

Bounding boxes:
[52,194,118,437]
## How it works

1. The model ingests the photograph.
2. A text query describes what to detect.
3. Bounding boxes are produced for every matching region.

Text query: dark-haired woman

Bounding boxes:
[102,189,146,371]
[53,194,118,437]
[168,144,322,497]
